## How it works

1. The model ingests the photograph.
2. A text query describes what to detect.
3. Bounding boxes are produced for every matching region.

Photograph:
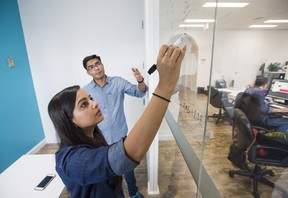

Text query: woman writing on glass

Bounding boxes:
[48,44,186,198]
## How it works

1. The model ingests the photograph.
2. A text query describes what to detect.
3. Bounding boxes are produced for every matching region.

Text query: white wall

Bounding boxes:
[161,30,288,90]
[18,0,146,143]
[18,0,288,142]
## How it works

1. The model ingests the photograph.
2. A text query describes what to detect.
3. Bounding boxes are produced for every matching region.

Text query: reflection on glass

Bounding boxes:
[160,0,288,197]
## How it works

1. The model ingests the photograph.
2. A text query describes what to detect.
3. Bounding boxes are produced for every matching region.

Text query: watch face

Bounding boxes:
[138,77,144,83]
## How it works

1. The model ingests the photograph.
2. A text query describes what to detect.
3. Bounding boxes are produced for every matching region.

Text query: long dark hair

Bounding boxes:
[48,85,122,196]
[48,85,107,148]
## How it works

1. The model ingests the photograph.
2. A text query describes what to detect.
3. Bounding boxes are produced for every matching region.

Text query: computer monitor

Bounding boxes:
[266,78,288,103]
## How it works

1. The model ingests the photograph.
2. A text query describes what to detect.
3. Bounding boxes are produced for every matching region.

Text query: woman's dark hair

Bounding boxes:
[48,85,122,194]
[48,85,107,148]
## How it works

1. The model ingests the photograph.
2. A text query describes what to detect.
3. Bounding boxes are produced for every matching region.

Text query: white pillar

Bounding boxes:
[145,0,160,195]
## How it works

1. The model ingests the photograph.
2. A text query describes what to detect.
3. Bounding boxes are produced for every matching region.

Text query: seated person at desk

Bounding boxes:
[244,76,288,133]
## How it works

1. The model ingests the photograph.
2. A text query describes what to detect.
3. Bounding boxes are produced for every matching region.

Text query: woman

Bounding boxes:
[48,44,186,198]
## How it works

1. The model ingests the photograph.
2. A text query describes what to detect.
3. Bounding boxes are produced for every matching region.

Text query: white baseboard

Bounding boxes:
[147,181,160,195]
[27,139,46,154]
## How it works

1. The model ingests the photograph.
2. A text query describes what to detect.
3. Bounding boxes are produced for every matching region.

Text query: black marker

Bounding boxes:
[147,33,186,75]
[148,64,157,75]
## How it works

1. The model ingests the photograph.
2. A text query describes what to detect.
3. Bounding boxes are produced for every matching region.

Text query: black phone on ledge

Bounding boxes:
[34,174,56,191]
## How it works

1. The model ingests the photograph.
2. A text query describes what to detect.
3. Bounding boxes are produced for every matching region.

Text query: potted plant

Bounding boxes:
[267,62,281,72]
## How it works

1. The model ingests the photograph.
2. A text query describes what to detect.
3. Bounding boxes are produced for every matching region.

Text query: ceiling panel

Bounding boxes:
[160,0,288,31]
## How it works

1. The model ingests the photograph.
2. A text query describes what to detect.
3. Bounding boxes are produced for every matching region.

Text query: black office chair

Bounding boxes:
[234,92,277,131]
[229,92,245,139]
[228,108,288,198]
[223,96,235,137]
[207,86,233,124]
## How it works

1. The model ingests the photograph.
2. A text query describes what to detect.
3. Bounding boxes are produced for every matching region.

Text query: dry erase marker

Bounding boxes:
[174,33,186,47]
[148,33,186,75]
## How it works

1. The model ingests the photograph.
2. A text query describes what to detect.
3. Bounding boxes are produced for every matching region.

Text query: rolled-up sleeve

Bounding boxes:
[121,77,148,97]
[108,138,139,175]
[257,94,271,114]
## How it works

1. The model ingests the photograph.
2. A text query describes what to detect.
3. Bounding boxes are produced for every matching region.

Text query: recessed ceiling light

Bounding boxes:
[203,2,249,8]
[179,24,206,28]
[265,20,288,23]
[184,19,215,23]
[249,25,278,28]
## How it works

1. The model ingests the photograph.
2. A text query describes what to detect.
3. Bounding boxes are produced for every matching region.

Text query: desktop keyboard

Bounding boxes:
[270,104,287,109]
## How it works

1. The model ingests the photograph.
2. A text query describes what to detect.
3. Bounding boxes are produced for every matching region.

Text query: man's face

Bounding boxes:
[86,58,105,80]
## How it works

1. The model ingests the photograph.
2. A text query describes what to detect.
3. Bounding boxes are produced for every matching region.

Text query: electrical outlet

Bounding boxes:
[7,58,15,67]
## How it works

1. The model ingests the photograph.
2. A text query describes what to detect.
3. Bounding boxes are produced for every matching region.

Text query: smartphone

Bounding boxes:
[34,174,56,191]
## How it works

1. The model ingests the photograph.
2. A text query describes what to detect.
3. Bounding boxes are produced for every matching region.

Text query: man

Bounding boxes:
[244,76,288,133]
[82,54,147,198]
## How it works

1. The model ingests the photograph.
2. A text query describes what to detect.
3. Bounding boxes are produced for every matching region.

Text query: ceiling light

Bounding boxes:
[203,2,249,7]
[265,20,288,23]
[179,24,206,28]
[249,25,278,28]
[184,19,215,23]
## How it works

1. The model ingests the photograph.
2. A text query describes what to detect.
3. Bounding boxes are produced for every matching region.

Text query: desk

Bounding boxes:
[270,103,287,109]
[0,154,64,198]
[217,88,244,100]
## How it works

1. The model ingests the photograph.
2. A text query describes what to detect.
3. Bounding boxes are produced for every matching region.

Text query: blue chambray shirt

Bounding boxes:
[83,76,148,144]
[55,139,139,198]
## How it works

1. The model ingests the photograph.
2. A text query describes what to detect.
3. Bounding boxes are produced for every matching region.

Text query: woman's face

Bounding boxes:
[72,89,103,132]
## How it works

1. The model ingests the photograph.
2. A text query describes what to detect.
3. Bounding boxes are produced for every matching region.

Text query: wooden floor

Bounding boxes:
[36,91,288,198]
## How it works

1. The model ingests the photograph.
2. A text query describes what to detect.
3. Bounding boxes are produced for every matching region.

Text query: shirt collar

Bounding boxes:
[92,75,111,87]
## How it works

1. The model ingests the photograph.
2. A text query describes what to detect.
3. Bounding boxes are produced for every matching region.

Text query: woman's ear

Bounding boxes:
[72,119,78,128]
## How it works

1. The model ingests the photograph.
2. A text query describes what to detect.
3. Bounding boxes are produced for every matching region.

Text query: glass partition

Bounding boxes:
[159,0,288,197]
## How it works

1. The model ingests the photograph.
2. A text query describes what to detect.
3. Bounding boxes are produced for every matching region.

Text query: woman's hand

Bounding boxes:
[124,44,186,162]
[155,44,187,97]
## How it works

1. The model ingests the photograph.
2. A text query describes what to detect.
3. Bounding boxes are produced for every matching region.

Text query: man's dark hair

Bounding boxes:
[82,54,102,70]
[255,77,268,86]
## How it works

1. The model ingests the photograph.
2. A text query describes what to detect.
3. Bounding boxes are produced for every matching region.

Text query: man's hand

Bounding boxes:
[132,68,143,83]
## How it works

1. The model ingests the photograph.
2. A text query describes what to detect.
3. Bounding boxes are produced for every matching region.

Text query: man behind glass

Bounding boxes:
[244,77,288,133]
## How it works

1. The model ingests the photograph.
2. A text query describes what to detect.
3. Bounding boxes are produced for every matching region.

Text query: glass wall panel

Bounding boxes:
[159,0,288,197]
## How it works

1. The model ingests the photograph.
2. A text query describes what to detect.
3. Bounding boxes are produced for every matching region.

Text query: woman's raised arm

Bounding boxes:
[124,44,186,162]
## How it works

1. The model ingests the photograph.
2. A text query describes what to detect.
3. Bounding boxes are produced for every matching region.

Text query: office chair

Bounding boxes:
[234,92,277,131]
[229,92,245,139]
[207,86,233,124]
[215,79,227,88]
[222,97,236,139]
[228,108,288,198]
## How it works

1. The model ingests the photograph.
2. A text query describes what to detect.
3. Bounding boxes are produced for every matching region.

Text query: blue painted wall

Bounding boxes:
[0,0,45,173]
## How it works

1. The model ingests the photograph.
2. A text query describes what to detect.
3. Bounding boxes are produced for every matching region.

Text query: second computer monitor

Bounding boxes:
[266,78,288,103]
